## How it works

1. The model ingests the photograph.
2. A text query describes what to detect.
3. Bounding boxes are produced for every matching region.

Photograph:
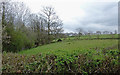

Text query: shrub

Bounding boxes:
[2,51,119,74]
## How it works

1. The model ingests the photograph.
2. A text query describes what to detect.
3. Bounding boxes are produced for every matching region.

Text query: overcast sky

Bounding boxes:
[20,0,118,33]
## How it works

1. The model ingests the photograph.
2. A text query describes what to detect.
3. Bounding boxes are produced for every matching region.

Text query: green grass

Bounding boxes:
[19,39,118,56]
[18,34,118,61]
[64,34,118,40]
[3,37,119,73]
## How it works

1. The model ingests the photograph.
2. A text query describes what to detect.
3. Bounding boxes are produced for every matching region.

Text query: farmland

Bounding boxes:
[19,39,118,56]
[62,34,118,40]
[1,1,119,74]
[2,35,120,74]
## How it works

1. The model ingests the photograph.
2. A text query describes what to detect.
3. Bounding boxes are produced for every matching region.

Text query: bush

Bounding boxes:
[2,51,119,74]
[3,29,35,52]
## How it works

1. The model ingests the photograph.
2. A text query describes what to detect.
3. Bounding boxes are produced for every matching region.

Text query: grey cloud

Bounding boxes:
[63,2,118,33]
[81,2,117,26]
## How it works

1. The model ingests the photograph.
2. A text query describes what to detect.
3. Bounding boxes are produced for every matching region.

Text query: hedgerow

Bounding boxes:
[2,49,120,74]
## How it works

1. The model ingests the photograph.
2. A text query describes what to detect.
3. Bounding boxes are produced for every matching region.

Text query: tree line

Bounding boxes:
[1,1,63,52]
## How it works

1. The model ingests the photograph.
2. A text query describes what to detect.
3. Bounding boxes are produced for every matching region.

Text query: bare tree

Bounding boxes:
[96,31,101,39]
[103,31,109,34]
[1,1,36,51]
[41,6,56,43]
[1,1,64,52]
[76,28,83,39]
[51,17,63,40]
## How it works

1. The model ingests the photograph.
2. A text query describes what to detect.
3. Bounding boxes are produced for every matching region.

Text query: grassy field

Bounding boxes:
[19,40,118,56]
[2,35,119,74]
[18,39,118,61]
[62,34,118,40]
